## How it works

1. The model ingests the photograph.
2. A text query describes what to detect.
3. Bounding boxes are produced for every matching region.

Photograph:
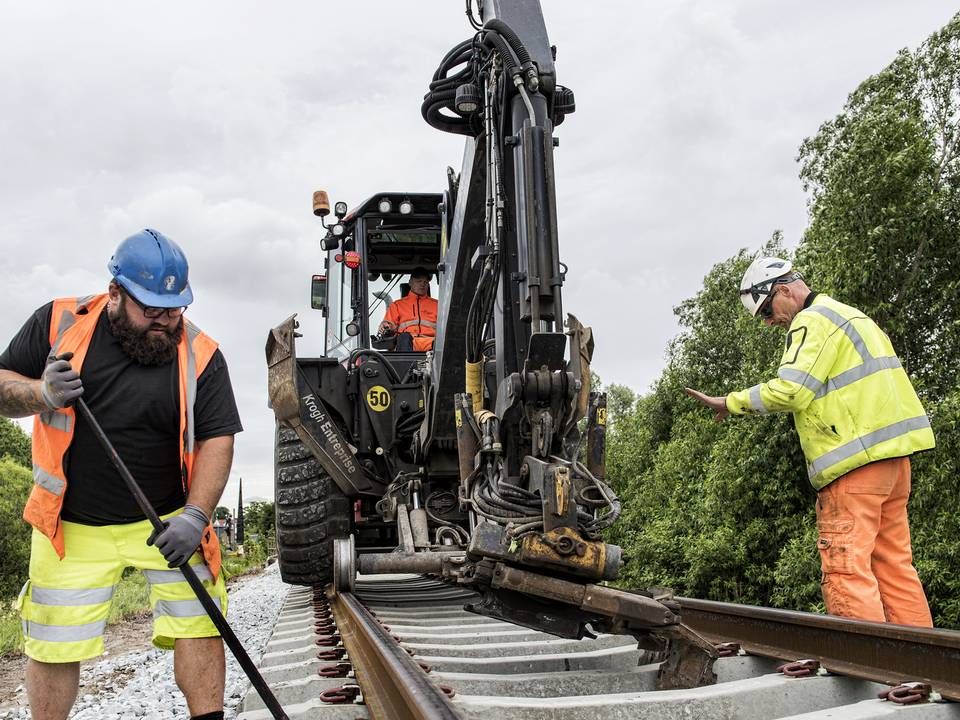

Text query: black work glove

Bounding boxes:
[147,504,209,568]
[41,352,83,409]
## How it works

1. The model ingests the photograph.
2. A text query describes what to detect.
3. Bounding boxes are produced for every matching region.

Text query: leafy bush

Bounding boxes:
[0,457,33,599]
[0,417,30,468]
[222,542,267,579]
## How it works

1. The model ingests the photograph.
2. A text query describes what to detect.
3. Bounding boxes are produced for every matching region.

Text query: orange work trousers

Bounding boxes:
[815,456,932,627]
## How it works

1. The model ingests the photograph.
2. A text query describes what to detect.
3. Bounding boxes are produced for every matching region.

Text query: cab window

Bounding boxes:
[325,249,359,360]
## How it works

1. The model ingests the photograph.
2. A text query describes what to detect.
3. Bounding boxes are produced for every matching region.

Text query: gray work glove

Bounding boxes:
[41,352,83,409]
[147,504,209,568]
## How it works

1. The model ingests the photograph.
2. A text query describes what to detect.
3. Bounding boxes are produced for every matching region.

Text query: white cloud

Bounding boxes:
[0,0,953,505]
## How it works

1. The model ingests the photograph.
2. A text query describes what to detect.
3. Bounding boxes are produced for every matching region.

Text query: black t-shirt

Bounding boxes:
[0,302,243,525]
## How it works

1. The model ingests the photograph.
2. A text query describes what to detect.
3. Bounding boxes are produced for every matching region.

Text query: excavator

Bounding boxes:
[265,0,716,689]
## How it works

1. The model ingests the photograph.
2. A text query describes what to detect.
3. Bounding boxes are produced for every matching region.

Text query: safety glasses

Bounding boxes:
[124,290,185,319]
[759,295,776,319]
[744,270,802,319]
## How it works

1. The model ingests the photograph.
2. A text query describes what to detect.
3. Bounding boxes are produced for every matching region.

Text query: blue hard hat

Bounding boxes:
[107,229,194,308]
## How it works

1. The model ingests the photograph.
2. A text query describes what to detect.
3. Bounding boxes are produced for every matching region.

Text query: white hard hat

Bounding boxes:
[739,256,793,316]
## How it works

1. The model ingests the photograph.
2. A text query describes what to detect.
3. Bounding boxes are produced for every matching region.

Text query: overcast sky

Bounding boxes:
[0,1,953,507]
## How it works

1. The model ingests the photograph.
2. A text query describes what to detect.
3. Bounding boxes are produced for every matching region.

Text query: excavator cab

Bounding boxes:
[313,192,443,362]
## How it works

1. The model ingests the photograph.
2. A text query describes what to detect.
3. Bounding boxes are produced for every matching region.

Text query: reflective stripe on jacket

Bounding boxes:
[385,293,438,351]
[26,294,224,579]
[726,294,934,490]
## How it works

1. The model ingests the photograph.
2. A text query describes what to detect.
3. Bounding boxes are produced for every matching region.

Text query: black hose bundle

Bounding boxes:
[469,466,542,527]
[465,255,499,364]
[465,456,621,542]
[421,37,482,136]
[482,18,536,91]
[421,18,538,136]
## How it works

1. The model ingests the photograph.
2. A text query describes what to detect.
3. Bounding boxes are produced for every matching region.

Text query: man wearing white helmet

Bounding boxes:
[686,256,934,627]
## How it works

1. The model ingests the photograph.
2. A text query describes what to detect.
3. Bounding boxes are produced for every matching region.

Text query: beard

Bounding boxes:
[108,299,183,366]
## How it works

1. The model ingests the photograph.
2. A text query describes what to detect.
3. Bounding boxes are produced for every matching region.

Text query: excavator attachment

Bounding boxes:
[265,0,718,691]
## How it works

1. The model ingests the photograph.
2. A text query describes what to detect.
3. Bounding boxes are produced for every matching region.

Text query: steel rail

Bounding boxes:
[679,597,960,701]
[329,589,464,720]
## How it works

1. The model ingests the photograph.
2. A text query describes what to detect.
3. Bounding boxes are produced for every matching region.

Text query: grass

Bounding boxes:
[0,544,268,656]
[221,541,267,579]
[107,568,150,623]
[0,610,20,656]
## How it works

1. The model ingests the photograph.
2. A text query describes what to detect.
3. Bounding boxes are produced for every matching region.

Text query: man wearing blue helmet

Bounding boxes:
[0,229,241,720]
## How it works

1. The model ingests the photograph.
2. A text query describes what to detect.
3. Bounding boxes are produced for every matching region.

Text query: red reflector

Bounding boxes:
[334,254,343,263]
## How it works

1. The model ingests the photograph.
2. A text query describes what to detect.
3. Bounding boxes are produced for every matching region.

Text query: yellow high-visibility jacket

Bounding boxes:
[726,294,934,490]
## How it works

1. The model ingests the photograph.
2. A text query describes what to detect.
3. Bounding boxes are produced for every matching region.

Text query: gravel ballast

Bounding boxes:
[0,561,289,720]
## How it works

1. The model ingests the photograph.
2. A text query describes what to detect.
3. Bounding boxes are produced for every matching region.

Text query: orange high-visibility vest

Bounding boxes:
[385,293,438,351]
[25,294,224,579]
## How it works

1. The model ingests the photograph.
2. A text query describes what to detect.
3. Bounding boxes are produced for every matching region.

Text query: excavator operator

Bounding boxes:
[377,267,438,351]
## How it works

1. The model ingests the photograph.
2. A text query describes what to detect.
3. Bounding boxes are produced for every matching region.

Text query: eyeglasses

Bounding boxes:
[759,295,775,319]
[743,271,802,319]
[124,291,185,319]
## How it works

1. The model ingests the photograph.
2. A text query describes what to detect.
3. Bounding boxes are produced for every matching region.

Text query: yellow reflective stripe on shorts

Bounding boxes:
[144,566,213,585]
[154,597,221,619]
[31,586,114,606]
[22,618,106,643]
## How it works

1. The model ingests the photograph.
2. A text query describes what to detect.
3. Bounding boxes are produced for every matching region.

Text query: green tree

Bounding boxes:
[607,14,960,627]
[243,501,276,542]
[0,457,33,598]
[605,384,638,428]
[0,418,30,468]
[797,14,960,396]
[608,238,815,607]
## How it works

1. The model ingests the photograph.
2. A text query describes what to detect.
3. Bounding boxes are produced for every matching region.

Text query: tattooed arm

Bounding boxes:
[0,302,58,418]
[0,370,46,418]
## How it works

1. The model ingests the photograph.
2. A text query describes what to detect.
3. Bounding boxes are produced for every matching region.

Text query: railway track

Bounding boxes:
[237,574,960,720]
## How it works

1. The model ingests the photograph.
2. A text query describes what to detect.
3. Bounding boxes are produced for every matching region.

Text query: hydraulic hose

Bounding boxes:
[421,90,472,135]
[483,18,538,91]
[422,37,479,135]
[481,31,521,79]
[430,39,475,88]
[423,18,539,136]
[349,349,402,384]
[482,18,533,71]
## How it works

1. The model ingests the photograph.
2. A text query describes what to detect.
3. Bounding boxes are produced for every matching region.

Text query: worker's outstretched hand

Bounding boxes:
[147,504,209,567]
[684,387,730,422]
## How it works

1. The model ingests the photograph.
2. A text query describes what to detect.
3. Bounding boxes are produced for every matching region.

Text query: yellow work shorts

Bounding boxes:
[18,511,227,663]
